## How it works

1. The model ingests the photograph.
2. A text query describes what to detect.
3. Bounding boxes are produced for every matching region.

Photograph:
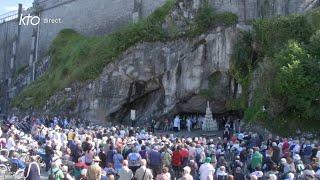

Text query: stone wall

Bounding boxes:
[0,20,18,81]
[209,0,319,22]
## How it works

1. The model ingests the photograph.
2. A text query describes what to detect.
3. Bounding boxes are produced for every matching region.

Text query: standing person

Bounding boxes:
[134,159,153,180]
[195,144,205,167]
[128,148,142,174]
[172,146,183,178]
[271,142,280,165]
[44,141,55,172]
[163,118,169,131]
[98,147,107,168]
[139,146,148,160]
[6,133,16,150]
[188,160,198,180]
[118,160,133,180]
[250,148,263,172]
[24,156,41,180]
[173,115,180,132]
[113,149,124,172]
[186,118,192,132]
[303,141,313,163]
[180,145,189,167]
[148,146,162,178]
[199,157,215,180]
[87,156,102,180]
[106,145,116,165]
[151,119,156,133]
[173,116,180,132]
[161,146,172,169]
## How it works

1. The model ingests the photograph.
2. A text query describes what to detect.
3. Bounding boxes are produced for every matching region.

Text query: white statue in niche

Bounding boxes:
[202,101,218,131]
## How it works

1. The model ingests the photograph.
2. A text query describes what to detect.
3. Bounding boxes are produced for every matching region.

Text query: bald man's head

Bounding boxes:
[123,160,128,166]
[141,159,147,166]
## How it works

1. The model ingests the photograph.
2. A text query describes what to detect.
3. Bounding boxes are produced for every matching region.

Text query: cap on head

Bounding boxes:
[183,166,191,173]
[93,156,101,162]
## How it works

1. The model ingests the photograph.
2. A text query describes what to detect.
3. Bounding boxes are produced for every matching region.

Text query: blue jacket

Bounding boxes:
[11,158,25,169]
[149,150,161,166]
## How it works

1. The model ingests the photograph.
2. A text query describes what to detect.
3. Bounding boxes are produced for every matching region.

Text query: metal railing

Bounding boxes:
[0,10,19,24]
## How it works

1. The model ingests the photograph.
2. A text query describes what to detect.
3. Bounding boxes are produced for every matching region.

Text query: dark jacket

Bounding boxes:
[234,172,245,180]
[24,162,41,180]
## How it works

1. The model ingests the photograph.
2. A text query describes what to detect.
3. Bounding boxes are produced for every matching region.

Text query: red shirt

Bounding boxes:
[180,148,189,158]
[172,151,182,166]
[282,141,289,150]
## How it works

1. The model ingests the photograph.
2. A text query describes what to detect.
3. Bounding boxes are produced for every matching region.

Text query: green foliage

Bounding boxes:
[188,6,238,37]
[231,31,253,85]
[253,15,313,55]
[228,31,253,111]
[227,96,247,110]
[243,86,268,122]
[308,30,320,57]
[272,41,320,124]
[233,8,320,133]
[307,7,320,31]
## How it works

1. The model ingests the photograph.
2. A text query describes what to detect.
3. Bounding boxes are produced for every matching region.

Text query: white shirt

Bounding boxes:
[251,171,264,178]
[316,168,320,178]
[7,137,15,150]
[186,119,191,126]
[118,167,133,180]
[316,150,320,162]
[173,117,180,127]
[293,144,301,154]
[199,163,215,180]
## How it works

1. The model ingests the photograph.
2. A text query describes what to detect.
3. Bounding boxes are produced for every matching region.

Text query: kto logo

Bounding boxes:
[19,14,40,26]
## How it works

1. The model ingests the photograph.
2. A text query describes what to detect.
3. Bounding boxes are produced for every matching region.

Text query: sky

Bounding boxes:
[0,0,33,15]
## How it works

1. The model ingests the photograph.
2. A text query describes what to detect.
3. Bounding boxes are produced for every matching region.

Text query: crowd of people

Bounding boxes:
[0,114,319,180]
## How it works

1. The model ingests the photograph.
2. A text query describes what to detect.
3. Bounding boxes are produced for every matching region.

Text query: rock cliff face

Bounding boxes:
[41,0,320,124]
[10,0,320,124]
[45,26,238,124]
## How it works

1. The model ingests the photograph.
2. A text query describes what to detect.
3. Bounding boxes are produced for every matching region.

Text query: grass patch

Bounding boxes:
[188,6,238,37]
[12,65,28,80]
